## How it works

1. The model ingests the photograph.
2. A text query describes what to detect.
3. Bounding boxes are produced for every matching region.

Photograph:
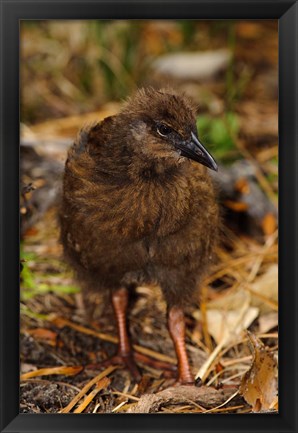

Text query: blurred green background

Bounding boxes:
[20,20,278,164]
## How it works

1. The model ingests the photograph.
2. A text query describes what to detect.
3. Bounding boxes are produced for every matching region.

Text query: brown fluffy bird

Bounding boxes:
[60,88,219,384]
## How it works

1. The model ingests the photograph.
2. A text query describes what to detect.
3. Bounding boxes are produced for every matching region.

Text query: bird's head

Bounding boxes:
[121,87,218,171]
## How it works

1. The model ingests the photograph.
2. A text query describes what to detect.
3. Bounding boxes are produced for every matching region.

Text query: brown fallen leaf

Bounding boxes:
[250,264,278,313]
[224,200,248,212]
[193,289,259,346]
[261,213,277,236]
[24,328,59,346]
[25,103,120,139]
[239,331,277,412]
[258,312,278,334]
[20,363,38,374]
[234,178,251,194]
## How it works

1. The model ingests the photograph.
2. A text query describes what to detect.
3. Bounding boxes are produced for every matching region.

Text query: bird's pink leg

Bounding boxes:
[110,287,142,381]
[112,287,131,356]
[109,288,176,374]
[86,287,141,380]
[168,306,194,384]
[87,287,176,380]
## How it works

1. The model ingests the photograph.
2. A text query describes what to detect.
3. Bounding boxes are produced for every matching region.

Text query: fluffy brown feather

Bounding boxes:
[60,87,219,308]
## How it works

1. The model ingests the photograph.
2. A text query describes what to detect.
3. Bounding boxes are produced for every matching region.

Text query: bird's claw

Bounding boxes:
[134,352,176,372]
[86,353,142,382]
[86,350,178,382]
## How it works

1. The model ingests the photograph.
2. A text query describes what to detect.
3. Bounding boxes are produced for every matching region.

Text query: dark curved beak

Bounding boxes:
[178,132,218,171]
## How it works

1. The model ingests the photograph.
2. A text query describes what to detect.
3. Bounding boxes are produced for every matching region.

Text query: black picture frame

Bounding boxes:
[0,1,297,432]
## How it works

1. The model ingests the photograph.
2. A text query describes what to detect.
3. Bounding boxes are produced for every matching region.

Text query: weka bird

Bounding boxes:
[60,88,219,384]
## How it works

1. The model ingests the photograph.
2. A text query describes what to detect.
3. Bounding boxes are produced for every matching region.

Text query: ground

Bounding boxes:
[20,20,278,414]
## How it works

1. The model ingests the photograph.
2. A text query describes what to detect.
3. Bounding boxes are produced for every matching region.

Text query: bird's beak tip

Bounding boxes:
[210,160,218,172]
[185,132,218,172]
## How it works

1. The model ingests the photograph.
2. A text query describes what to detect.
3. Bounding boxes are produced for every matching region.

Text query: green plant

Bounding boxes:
[196,112,240,162]
[20,246,80,300]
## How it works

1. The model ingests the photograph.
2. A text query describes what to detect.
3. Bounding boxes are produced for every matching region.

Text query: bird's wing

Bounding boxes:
[71,115,116,158]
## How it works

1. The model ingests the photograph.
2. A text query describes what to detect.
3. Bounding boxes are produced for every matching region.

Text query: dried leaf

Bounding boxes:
[26,327,58,343]
[27,104,119,139]
[261,213,277,236]
[250,265,278,313]
[224,200,248,212]
[194,290,259,346]
[20,363,38,374]
[195,296,255,381]
[239,332,277,412]
[204,307,259,345]
[234,178,250,194]
[258,312,278,333]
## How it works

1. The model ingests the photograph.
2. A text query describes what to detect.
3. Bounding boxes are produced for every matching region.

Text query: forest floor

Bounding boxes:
[20,21,278,414]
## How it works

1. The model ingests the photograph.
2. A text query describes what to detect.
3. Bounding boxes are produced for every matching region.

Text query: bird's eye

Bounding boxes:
[157,124,172,137]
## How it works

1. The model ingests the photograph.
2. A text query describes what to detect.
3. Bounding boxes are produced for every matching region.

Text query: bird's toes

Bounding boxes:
[134,352,177,372]
[86,353,142,382]
[86,352,179,383]
[122,354,142,382]
[85,355,123,371]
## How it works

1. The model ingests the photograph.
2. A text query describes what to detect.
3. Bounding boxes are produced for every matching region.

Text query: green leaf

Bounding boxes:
[196,113,240,162]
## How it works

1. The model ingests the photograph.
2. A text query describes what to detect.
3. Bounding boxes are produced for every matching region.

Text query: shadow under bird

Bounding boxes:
[60,87,219,384]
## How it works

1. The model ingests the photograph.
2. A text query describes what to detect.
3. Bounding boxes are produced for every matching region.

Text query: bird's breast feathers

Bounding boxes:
[64,133,216,243]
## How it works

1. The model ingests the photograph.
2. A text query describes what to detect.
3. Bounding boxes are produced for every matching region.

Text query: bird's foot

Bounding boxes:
[86,351,177,382]
[87,352,142,382]
[134,352,176,374]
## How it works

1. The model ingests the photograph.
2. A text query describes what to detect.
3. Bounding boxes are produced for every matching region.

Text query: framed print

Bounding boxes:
[0,1,297,432]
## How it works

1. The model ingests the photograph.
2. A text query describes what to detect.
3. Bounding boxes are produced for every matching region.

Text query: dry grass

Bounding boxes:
[20,200,278,413]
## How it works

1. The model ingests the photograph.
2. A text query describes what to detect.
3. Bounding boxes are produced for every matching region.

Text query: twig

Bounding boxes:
[73,377,110,413]
[20,365,82,381]
[60,365,117,413]
[112,400,129,413]
[112,391,140,402]
[201,390,239,413]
